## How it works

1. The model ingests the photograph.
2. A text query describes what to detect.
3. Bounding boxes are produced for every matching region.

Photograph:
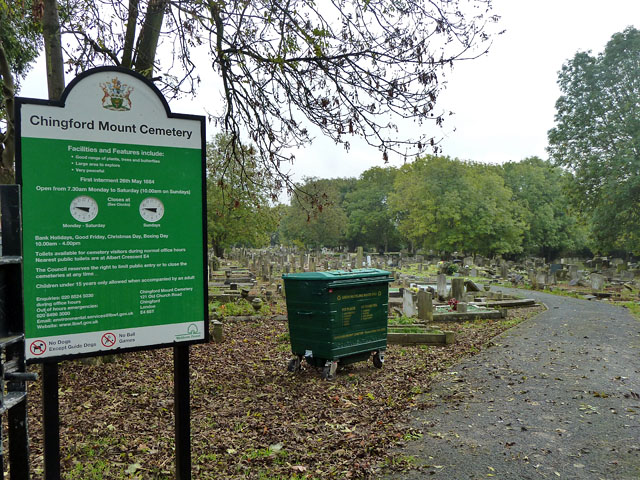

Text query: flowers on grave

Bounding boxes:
[448,298,458,311]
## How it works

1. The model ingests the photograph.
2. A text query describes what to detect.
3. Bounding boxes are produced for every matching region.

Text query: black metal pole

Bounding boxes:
[8,394,30,479]
[174,345,191,480]
[42,362,60,480]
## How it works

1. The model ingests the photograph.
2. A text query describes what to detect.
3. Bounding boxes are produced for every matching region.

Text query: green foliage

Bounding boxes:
[206,134,279,256]
[343,166,402,252]
[0,1,42,82]
[501,157,587,259]
[443,262,458,275]
[389,156,525,256]
[212,299,271,317]
[548,27,640,254]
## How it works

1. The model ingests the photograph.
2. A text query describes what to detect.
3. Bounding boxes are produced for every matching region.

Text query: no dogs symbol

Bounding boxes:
[30,340,47,356]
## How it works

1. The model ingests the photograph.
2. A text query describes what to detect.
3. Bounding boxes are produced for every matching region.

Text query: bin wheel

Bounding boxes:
[322,361,338,381]
[287,357,302,373]
[372,351,384,369]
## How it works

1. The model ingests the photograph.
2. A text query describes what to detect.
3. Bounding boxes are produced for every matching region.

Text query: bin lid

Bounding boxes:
[282,268,391,281]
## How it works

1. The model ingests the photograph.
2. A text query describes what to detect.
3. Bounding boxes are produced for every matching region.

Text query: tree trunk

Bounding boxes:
[121,0,140,69]
[133,0,168,77]
[0,39,16,183]
[42,0,65,100]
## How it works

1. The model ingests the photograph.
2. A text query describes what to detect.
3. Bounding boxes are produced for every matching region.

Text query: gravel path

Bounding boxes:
[389,288,640,479]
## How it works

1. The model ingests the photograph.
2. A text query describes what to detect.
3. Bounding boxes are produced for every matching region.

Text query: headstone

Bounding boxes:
[403,289,417,317]
[590,273,605,291]
[500,264,509,279]
[457,302,468,313]
[356,247,364,268]
[450,278,465,300]
[470,268,478,278]
[621,270,634,282]
[535,271,547,287]
[465,280,481,292]
[437,274,447,298]
[550,263,563,275]
[568,265,579,280]
[463,256,474,267]
[417,290,433,321]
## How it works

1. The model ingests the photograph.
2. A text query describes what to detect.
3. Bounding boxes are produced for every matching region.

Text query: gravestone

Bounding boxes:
[569,265,579,280]
[590,273,605,291]
[550,264,563,275]
[451,278,465,300]
[403,289,417,317]
[417,290,433,321]
[437,274,447,298]
[356,246,364,268]
[500,264,509,279]
[621,270,634,282]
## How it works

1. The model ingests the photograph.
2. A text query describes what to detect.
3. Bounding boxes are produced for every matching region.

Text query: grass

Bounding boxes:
[622,301,640,320]
[542,287,582,299]
[211,298,278,317]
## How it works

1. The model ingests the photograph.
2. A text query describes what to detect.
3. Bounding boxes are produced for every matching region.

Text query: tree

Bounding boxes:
[390,156,524,256]
[44,0,500,201]
[279,178,348,249]
[501,157,585,260]
[548,27,640,254]
[0,0,42,181]
[343,166,402,252]
[206,134,278,257]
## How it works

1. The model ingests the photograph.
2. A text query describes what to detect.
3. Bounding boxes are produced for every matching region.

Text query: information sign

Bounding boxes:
[16,67,208,361]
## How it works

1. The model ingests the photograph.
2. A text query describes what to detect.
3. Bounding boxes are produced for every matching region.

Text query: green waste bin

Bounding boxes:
[282,268,392,379]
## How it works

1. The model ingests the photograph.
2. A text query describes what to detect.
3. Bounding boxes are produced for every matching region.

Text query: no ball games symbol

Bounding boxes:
[101,333,117,348]
[30,340,47,356]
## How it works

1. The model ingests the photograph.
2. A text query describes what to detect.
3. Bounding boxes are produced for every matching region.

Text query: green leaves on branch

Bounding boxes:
[389,156,524,257]
[206,134,278,256]
[548,27,640,254]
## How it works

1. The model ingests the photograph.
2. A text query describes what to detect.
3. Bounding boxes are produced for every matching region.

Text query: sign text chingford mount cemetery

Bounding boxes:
[16,67,208,361]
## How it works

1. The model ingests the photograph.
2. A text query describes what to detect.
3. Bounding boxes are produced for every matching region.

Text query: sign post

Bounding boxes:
[16,67,208,478]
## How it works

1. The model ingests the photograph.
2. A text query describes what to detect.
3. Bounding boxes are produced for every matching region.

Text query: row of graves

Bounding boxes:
[210,248,640,349]
[209,248,546,347]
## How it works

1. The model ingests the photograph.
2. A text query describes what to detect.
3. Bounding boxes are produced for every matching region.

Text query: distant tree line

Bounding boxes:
[275,156,590,260]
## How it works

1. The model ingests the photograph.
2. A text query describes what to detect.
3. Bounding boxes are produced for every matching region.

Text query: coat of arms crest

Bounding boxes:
[100,77,133,111]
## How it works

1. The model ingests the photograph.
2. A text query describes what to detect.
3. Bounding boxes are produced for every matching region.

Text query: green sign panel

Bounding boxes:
[17,67,207,361]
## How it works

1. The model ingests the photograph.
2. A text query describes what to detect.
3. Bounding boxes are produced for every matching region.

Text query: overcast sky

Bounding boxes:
[20,0,640,184]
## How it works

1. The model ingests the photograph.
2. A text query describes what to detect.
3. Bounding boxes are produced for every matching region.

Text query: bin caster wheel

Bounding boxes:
[287,357,302,373]
[322,361,338,381]
[372,351,384,369]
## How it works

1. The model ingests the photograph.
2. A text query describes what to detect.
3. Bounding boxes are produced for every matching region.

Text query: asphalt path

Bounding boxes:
[389,288,640,479]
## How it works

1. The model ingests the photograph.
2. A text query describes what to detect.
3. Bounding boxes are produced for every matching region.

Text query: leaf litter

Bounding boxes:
[23,306,542,479]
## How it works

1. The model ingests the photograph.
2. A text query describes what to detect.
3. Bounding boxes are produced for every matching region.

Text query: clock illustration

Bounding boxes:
[139,197,164,222]
[70,195,99,222]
